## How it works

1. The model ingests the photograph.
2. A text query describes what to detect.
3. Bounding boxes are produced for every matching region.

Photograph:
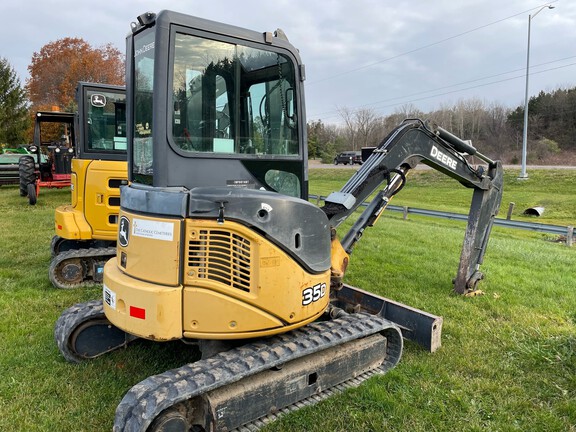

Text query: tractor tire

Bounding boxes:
[27,182,37,205]
[18,155,35,197]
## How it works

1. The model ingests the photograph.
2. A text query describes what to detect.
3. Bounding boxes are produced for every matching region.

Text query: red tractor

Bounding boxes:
[18,111,75,205]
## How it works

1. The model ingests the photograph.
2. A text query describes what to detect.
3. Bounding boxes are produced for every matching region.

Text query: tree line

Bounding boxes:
[309,87,576,165]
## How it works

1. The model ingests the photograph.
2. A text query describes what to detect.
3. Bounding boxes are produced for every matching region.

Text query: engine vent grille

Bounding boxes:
[187,229,252,292]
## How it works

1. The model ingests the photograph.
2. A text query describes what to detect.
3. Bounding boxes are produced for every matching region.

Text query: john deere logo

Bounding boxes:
[118,216,130,247]
[91,93,106,108]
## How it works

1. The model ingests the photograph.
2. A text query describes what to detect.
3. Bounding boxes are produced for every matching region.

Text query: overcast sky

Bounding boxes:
[2,0,574,124]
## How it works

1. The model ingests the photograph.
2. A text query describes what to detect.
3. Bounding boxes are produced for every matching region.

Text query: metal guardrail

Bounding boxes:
[309,195,574,245]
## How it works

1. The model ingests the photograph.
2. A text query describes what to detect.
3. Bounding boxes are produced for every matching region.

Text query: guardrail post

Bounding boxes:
[567,226,574,247]
[403,206,409,220]
[506,202,515,220]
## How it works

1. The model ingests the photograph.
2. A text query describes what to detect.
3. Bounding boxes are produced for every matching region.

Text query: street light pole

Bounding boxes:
[519,5,554,180]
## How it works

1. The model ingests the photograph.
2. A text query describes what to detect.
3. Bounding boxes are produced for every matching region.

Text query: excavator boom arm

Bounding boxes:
[324,119,504,294]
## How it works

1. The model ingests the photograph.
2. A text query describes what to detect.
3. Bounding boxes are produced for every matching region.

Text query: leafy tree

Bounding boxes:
[307,120,342,163]
[507,87,576,152]
[0,58,29,146]
[27,37,124,112]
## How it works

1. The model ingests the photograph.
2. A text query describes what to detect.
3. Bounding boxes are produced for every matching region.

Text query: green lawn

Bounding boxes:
[0,168,575,431]
[309,167,576,227]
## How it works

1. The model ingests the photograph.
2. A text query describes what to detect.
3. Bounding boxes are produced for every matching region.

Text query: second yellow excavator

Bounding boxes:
[50,82,127,289]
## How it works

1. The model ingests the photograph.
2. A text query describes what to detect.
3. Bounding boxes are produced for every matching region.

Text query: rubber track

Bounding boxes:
[54,299,105,363]
[233,364,391,431]
[49,247,116,289]
[114,313,403,432]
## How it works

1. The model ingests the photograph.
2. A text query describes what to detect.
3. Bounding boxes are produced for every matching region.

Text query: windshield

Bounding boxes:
[171,33,299,156]
[132,30,155,184]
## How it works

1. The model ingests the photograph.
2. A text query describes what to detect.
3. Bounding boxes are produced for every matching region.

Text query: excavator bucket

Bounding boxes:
[453,161,504,294]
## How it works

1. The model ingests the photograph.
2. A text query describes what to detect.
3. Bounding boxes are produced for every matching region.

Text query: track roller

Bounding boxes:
[49,247,116,289]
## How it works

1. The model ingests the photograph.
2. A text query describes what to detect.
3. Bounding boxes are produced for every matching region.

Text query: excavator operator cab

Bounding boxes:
[129,11,307,199]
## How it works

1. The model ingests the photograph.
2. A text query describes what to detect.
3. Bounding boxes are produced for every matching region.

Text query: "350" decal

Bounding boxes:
[302,283,327,305]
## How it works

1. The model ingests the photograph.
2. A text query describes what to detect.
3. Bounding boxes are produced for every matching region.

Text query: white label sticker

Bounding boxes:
[103,284,116,309]
[132,218,174,241]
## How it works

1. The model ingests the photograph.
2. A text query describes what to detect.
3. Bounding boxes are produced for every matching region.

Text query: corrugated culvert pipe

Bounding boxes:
[523,206,545,216]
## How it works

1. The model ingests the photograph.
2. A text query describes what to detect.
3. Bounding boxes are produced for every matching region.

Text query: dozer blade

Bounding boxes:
[333,283,443,352]
[114,312,402,432]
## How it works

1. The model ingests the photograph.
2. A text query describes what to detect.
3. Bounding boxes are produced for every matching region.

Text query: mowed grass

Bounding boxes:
[0,167,575,431]
[309,167,576,227]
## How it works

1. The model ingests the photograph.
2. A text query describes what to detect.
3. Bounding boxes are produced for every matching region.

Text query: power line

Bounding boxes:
[309,56,576,119]
[372,63,576,112]
[310,61,576,121]
[308,1,559,85]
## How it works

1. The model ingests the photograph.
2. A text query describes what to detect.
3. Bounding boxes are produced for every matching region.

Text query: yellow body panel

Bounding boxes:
[103,260,182,340]
[54,204,93,240]
[83,159,126,238]
[104,212,331,341]
[116,211,182,286]
[182,288,283,337]
[182,219,330,335]
[54,158,127,241]
[182,287,324,339]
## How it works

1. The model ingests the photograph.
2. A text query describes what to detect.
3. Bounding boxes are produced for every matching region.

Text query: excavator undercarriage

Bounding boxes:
[55,292,408,431]
[115,311,402,432]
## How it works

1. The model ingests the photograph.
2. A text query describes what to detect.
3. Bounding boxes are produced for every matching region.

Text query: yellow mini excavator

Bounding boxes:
[55,11,503,431]
[50,82,127,289]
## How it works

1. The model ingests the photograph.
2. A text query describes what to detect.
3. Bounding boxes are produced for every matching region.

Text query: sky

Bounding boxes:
[2,0,575,125]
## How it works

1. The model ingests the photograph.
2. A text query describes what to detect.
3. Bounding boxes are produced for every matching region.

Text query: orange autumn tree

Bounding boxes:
[25,37,124,142]
[27,37,124,112]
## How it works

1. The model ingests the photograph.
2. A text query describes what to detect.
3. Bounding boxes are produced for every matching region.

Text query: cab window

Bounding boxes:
[172,33,299,157]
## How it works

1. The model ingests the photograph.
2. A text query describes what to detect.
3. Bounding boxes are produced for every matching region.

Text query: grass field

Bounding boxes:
[0,167,575,431]
[309,167,576,227]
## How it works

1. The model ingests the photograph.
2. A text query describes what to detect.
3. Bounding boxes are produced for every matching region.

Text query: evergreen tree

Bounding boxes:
[0,58,29,146]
